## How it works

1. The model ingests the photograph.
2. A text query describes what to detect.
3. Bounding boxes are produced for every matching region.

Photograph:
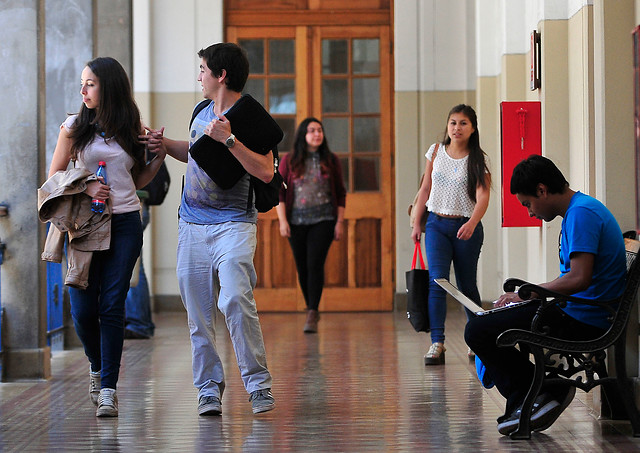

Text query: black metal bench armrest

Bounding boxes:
[497,327,611,354]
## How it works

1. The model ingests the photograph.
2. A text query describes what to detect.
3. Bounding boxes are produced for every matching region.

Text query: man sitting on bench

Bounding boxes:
[465,155,627,436]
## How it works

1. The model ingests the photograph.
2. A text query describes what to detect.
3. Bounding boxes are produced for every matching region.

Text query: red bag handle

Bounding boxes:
[411,242,426,270]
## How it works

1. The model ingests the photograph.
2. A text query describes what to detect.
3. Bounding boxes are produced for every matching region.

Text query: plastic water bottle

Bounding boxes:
[91,161,107,214]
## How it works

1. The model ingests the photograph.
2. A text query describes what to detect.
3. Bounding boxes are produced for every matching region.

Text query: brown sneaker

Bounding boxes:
[303,309,319,333]
[424,342,446,365]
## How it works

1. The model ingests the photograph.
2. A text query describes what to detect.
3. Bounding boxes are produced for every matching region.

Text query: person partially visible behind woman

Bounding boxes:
[409,104,491,365]
[276,117,346,333]
[47,57,166,416]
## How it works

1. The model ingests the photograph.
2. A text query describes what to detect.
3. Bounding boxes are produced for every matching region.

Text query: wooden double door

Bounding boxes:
[227,12,393,312]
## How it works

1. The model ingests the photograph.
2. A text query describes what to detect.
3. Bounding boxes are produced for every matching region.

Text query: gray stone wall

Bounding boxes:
[0,0,131,380]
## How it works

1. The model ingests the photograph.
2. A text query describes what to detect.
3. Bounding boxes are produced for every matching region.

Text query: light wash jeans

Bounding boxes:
[176,220,272,400]
[424,213,483,344]
[125,204,155,337]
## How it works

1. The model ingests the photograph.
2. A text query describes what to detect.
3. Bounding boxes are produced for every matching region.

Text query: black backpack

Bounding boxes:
[142,160,171,206]
[189,99,284,213]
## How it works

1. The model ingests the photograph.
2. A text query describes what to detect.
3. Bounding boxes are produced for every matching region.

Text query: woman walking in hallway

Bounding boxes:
[46,57,166,416]
[409,104,491,365]
[276,117,347,333]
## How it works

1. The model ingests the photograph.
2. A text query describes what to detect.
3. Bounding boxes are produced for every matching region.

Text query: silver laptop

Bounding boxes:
[434,278,529,316]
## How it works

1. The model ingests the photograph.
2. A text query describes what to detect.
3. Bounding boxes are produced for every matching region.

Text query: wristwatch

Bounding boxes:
[224,134,236,148]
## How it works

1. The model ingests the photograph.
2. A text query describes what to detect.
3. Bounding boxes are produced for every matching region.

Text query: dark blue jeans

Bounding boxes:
[288,220,335,311]
[125,204,155,337]
[69,211,142,389]
[424,213,483,344]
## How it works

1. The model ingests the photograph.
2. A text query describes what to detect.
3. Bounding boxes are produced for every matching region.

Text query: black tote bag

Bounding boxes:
[405,242,430,332]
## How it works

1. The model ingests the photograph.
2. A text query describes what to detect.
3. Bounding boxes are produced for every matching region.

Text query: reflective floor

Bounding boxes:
[2,305,640,452]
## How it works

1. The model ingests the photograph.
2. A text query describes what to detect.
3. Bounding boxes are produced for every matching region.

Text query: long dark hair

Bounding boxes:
[69,57,144,172]
[290,117,332,176]
[441,104,490,202]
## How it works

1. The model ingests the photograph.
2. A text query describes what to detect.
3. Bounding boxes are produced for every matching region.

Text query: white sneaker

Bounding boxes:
[89,369,101,406]
[96,388,118,417]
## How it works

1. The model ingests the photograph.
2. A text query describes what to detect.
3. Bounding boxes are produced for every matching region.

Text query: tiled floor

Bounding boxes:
[2,305,640,452]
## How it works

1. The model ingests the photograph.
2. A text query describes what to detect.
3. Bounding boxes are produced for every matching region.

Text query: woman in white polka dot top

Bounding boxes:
[410,104,491,365]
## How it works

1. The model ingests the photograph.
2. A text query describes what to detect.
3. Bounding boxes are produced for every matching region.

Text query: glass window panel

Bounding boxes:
[352,39,379,74]
[353,78,379,113]
[275,117,296,153]
[322,118,349,152]
[270,40,295,74]
[322,79,348,113]
[354,157,380,191]
[239,39,264,74]
[269,79,296,114]
[322,39,348,74]
[339,157,350,192]
[353,117,380,152]
[243,78,265,106]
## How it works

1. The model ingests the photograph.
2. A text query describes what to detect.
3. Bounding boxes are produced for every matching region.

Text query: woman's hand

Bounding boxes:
[456,220,477,241]
[140,126,166,158]
[334,221,344,241]
[410,224,422,244]
[279,220,291,238]
[85,179,110,200]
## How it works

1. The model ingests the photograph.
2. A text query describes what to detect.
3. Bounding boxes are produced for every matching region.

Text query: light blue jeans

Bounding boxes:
[176,220,272,400]
[424,213,483,344]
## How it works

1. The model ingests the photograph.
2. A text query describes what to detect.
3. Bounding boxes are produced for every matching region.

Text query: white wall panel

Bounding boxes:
[476,0,501,77]
[394,0,420,91]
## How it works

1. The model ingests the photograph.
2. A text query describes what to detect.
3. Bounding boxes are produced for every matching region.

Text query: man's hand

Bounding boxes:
[204,113,232,143]
[493,292,524,308]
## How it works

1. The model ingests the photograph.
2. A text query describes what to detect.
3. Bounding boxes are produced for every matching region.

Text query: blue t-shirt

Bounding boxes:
[178,101,257,225]
[560,191,626,329]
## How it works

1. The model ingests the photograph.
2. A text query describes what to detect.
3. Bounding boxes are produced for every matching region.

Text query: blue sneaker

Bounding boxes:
[198,395,222,416]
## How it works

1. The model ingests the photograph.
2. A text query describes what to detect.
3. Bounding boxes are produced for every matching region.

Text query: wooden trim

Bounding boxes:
[227,11,390,27]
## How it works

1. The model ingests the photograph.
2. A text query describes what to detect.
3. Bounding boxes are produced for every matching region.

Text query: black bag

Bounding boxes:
[405,242,430,332]
[188,94,284,189]
[247,146,285,213]
[142,161,171,206]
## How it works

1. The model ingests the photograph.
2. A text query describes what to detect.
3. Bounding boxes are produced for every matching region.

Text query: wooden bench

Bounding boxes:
[496,238,640,439]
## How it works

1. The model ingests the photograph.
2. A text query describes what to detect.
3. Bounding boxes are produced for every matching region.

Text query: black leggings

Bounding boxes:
[288,220,336,310]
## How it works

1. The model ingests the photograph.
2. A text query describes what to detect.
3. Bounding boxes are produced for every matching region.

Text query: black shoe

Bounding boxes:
[497,392,561,436]
[532,386,576,432]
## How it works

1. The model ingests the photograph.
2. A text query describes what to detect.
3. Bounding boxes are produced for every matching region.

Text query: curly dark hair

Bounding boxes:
[198,43,249,93]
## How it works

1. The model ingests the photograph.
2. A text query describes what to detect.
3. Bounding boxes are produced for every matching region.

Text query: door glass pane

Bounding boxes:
[354,157,379,191]
[270,40,294,74]
[243,78,265,106]
[353,78,379,113]
[353,39,379,74]
[322,118,349,152]
[239,39,264,74]
[275,117,296,152]
[353,118,379,152]
[269,79,296,114]
[322,79,348,113]
[322,39,348,74]
[339,157,350,192]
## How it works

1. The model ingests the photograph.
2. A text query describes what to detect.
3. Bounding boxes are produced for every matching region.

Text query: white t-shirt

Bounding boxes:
[425,143,476,218]
[62,115,140,214]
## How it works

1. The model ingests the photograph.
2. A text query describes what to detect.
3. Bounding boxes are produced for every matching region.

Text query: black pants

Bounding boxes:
[288,220,335,311]
[464,302,605,418]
